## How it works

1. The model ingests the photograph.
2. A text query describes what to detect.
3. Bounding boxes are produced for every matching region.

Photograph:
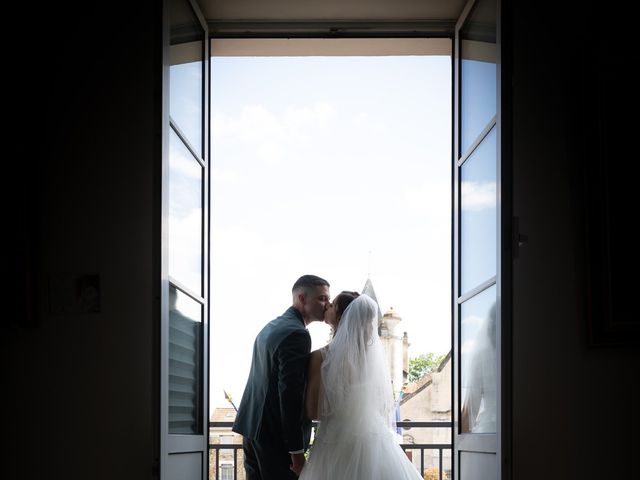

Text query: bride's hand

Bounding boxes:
[290,452,305,476]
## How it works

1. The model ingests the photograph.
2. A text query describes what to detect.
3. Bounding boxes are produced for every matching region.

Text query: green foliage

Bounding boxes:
[408,353,446,383]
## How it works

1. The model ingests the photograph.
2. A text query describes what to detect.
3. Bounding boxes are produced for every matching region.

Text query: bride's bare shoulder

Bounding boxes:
[309,348,324,366]
[306,349,325,420]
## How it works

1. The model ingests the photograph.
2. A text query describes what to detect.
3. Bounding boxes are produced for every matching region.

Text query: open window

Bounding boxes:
[160,0,210,478]
[160,1,507,478]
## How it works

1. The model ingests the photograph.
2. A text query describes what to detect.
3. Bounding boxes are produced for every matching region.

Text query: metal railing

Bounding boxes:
[209,421,451,480]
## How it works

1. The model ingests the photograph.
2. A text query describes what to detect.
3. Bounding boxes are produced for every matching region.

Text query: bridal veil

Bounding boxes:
[319,293,396,438]
[300,293,423,479]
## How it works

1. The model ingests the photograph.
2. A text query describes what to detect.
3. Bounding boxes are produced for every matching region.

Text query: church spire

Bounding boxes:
[362,277,383,325]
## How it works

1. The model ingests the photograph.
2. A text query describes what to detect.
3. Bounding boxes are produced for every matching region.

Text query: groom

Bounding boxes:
[232,274,330,479]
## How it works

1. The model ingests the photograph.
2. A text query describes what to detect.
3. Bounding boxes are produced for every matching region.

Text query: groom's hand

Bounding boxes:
[289,452,305,476]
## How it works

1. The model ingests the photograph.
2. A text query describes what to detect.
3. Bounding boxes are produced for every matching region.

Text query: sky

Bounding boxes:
[206,54,453,410]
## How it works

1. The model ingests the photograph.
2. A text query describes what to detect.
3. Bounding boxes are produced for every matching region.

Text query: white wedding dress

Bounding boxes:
[299,294,422,480]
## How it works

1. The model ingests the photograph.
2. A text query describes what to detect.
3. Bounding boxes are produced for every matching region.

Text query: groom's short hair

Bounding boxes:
[292,274,330,293]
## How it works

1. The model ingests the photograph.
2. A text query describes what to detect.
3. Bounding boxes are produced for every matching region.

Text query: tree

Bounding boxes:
[408,353,446,383]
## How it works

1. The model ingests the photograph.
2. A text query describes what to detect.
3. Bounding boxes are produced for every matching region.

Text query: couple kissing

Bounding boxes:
[232,274,422,480]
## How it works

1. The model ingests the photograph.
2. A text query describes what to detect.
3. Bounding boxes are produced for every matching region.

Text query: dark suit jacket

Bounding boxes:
[232,306,312,452]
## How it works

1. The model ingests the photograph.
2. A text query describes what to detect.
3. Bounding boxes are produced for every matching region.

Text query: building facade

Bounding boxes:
[401,353,452,476]
[208,408,245,480]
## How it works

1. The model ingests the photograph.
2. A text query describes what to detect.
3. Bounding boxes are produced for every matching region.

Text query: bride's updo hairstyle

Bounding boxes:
[333,291,359,325]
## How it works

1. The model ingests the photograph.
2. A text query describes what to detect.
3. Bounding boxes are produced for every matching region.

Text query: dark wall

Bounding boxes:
[511,1,639,478]
[4,2,160,479]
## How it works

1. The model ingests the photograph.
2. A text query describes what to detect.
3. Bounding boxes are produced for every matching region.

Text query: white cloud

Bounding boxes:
[352,112,370,125]
[461,339,476,355]
[169,142,201,179]
[212,102,336,164]
[461,181,496,211]
[283,102,335,136]
[212,104,284,141]
[211,167,244,186]
[463,313,486,327]
[404,182,451,219]
[168,208,202,292]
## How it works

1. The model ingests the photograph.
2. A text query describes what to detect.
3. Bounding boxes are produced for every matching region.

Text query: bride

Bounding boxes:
[299,292,422,479]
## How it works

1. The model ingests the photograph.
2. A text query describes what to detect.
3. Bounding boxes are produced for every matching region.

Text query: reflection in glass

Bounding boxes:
[169,129,202,294]
[460,0,496,154]
[460,285,496,433]
[170,0,203,156]
[169,286,203,434]
[461,127,496,292]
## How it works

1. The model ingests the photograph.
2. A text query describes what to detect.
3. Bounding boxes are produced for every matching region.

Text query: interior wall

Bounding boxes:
[511,1,638,478]
[4,1,160,479]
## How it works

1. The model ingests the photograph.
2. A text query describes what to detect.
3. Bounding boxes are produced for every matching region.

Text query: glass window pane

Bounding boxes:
[169,286,203,434]
[170,0,204,156]
[460,285,496,433]
[169,130,202,294]
[461,127,496,292]
[460,0,496,154]
[220,465,233,480]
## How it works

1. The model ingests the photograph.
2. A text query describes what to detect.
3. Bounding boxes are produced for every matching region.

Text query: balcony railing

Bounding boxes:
[209,421,452,480]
